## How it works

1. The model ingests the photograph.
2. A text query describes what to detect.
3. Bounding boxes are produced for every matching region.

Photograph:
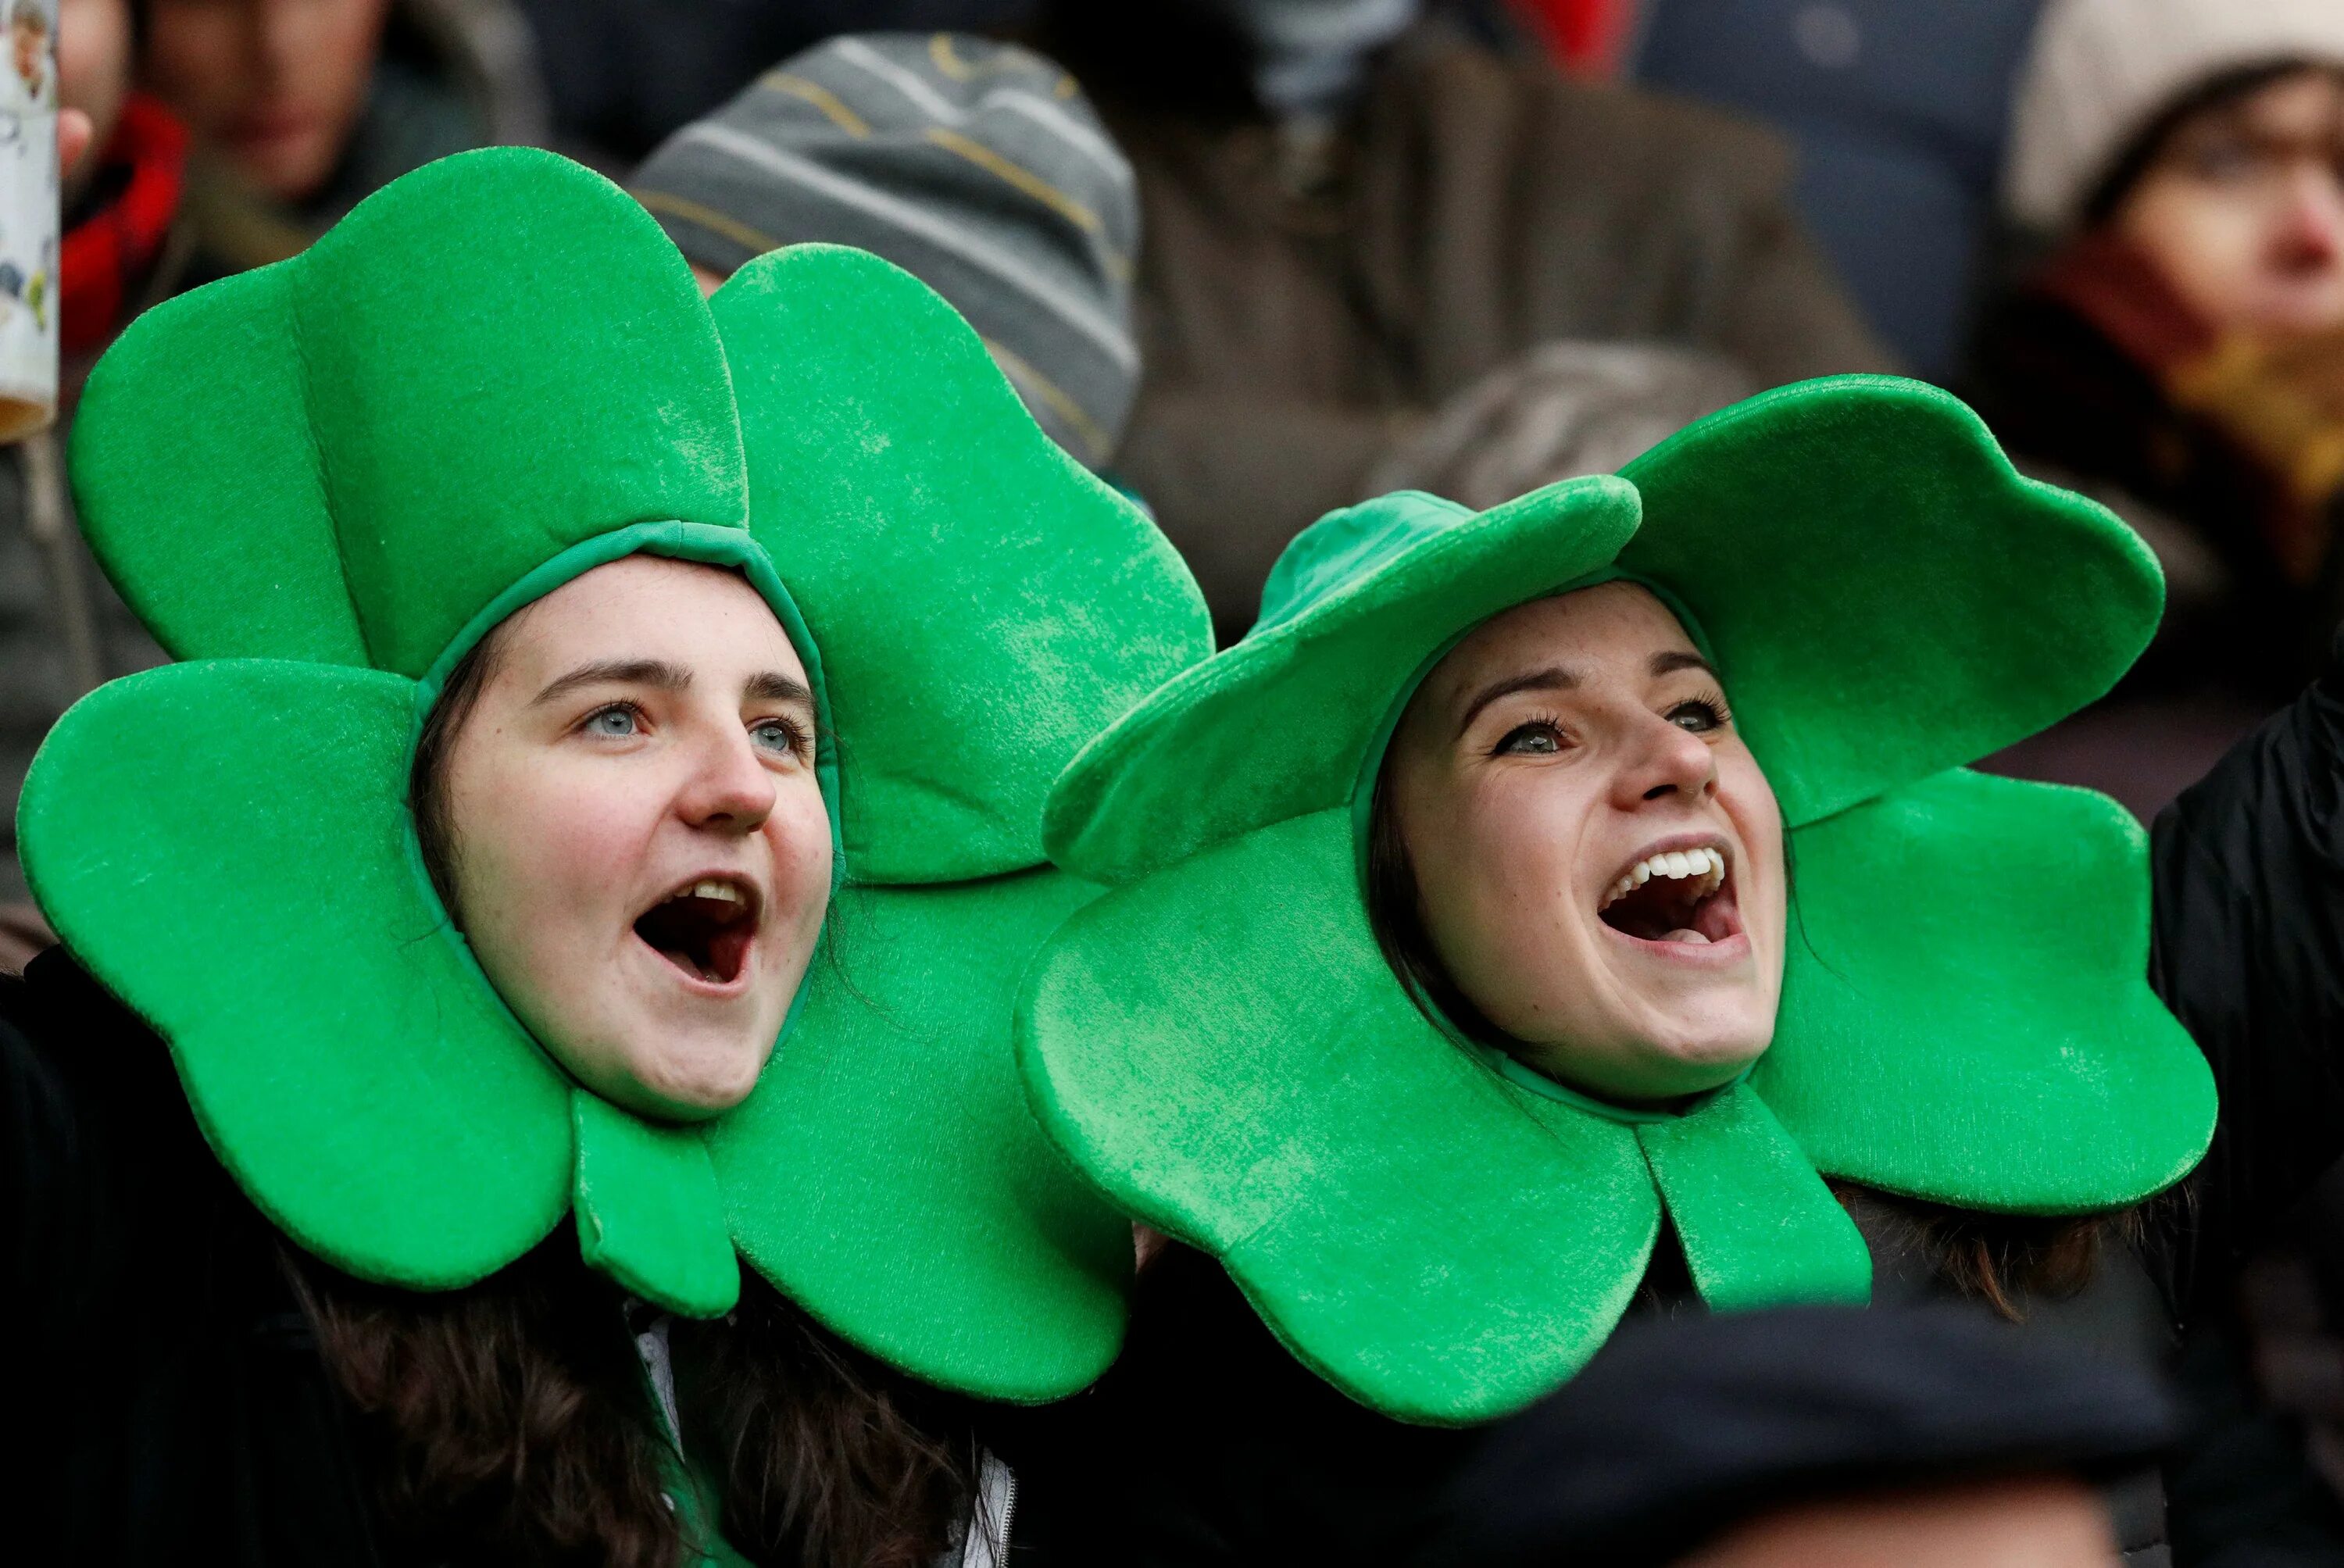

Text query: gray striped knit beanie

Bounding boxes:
[633,32,1140,470]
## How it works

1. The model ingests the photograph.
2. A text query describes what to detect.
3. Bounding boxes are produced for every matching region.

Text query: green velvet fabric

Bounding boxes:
[25,148,1210,1398]
[711,245,1208,884]
[1018,378,2217,1422]
[709,873,1133,1402]
[23,659,576,1289]
[70,152,749,676]
[705,245,1210,1395]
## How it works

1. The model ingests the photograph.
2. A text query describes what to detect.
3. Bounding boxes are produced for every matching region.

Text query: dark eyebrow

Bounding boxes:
[533,658,690,707]
[745,671,816,712]
[1456,665,1580,738]
[1650,650,1717,680]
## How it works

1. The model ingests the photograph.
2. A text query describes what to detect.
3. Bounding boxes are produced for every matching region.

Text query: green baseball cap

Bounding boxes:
[1017,377,2216,1423]
[21,148,1210,1401]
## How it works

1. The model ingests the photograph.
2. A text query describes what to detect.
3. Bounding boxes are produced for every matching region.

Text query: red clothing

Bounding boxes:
[1510,0,1641,75]
[61,95,188,356]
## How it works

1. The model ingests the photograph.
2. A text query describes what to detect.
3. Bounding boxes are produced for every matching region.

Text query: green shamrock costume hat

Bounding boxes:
[21,148,1209,1402]
[1017,377,2217,1425]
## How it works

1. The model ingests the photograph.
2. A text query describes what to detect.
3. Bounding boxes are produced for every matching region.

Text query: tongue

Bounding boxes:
[1662,928,1713,945]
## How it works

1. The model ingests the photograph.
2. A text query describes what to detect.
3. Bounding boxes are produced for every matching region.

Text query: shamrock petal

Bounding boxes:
[1756,769,2216,1212]
[572,1090,740,1319]
[1638,1084,1872,1311]
[712,870,1133,1402]
[1620,379,2163,827]
[19,660,573,1287]
[68,263,364,664]
[1017,807,1659,1423]
[72,149,748,679]
[715,246,1211,884]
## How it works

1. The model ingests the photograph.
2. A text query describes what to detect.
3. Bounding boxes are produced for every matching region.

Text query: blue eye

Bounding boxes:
[1493,721,1564,756]
[583,705,640,738]
[750,717,806,757]
[1668,695,1731,734]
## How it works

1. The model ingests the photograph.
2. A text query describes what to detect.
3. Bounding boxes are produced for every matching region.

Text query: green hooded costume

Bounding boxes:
[1016,377,2218,1426]
[18,148,1209,1421]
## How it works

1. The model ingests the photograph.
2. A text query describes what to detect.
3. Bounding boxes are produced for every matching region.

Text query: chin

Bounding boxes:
[1653,1035,1770,1092]
[636,1030,775,1120]
[1644,1001,1774,1068]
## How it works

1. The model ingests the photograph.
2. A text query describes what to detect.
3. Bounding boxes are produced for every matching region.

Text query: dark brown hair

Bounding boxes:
[291,1241,978,1567]
[1363,759,2114,1315]
[672,1274,982,1568]
[288,622,978,1566]
[289,1234,688,1567]
[409,623,508,922]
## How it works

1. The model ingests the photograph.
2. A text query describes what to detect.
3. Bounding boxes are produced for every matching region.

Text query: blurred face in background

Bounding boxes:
[143,0,389,202]
[2116,66,2344,341]
[59,0,132,197]
[1678,1474,2119,1568]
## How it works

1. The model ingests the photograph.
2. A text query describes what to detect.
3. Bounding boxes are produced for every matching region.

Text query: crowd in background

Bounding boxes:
[9,0,2344,1559]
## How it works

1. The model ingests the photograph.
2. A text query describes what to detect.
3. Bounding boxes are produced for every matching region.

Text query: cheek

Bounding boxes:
[2126,189,2266,314]
[316,2,391,97]
[1415,773,1592,970]
[451,750,659,950]
[1717,755,1787,950]
[145,16,237,109]
[1459,784,1578,916]
[762,780,834,931]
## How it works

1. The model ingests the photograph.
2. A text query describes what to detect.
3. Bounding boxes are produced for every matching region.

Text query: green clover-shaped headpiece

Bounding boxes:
[20,148,1210,1402]
[1016,377,2217,1423]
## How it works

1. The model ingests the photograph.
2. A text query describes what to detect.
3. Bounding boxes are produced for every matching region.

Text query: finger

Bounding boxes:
[59,107,91,180]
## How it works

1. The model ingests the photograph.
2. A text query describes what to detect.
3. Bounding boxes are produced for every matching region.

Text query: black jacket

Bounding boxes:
[1,950,395,1563]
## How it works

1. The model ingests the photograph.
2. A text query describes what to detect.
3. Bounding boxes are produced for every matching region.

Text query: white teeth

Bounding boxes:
[687,880,742,903]
[1663,928,1713,945]
[1599,846,1728,910]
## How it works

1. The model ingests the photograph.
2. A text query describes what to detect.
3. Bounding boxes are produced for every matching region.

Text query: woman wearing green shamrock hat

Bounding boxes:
[1005,377,2313,1561]
[2,148,1209,1564]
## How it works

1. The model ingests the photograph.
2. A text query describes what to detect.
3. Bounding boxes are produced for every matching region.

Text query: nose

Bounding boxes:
[675,726,777,835]
[2271,165,2344,275]
[253,0,305,77]
[1610,711,1718,810]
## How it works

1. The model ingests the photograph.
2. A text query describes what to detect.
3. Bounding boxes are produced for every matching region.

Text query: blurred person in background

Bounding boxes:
[1420,1304,2178,1568]
[630,31,1138,475]
[137,0,545,278]
[1964,4,2344,1514]
[1030,0,1896,640]
[1971,0,2344,757]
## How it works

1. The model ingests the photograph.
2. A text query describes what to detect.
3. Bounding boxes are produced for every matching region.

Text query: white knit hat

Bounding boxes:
[2005,0,2344,231]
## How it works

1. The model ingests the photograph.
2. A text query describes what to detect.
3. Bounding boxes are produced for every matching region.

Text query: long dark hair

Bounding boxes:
[284,622,977,1566]
[1362,757,2116,1315]
[291,1241,980,1567]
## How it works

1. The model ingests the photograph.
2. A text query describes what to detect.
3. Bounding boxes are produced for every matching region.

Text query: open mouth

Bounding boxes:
[632,877,760,985]
[1598,844,1743,947]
